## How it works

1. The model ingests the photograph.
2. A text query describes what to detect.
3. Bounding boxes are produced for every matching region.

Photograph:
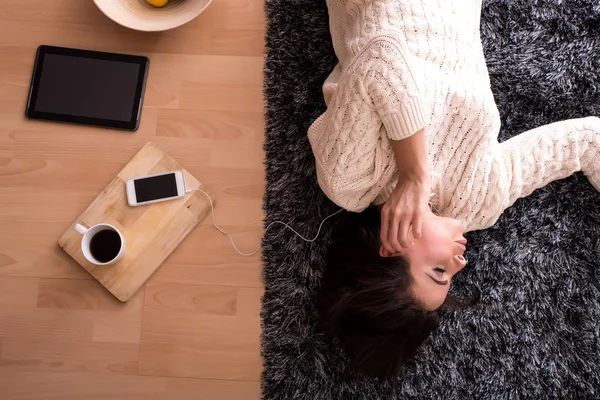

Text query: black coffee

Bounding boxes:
[89,229,122,263]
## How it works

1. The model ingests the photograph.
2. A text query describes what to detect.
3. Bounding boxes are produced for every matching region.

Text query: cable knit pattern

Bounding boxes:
[307,0,600,232]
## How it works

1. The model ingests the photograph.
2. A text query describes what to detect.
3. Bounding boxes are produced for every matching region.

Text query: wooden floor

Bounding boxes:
[0,1,265,398]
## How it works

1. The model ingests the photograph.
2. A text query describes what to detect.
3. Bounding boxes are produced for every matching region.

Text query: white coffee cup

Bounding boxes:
[74,223,126,265]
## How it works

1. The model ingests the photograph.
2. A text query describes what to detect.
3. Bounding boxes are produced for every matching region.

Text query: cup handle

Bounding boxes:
[74,223,88,236]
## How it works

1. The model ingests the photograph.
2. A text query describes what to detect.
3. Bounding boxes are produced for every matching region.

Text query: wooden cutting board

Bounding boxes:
[58,142,214,302]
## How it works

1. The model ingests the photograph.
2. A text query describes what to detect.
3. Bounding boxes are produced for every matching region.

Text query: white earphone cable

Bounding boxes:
[187,188,343,257]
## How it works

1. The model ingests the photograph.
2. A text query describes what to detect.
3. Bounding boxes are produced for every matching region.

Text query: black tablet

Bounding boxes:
[26,45,149,131]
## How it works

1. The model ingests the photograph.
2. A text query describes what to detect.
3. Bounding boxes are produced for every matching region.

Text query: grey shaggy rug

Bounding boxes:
[262,1,600,399]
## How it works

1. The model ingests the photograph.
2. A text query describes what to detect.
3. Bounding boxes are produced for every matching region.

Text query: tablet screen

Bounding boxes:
[26,46,149,130]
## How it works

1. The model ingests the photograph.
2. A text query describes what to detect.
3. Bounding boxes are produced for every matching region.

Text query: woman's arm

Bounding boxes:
[502,116,600,204]
[379,129,432,251]
[363,35,434,249]
[464,117,600,231]
[391,128,429,181]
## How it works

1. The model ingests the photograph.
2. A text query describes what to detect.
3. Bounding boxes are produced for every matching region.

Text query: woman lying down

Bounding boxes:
[308,0,600,379]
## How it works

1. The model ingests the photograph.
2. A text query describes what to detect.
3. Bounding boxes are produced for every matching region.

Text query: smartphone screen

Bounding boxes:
[134,173,179,203]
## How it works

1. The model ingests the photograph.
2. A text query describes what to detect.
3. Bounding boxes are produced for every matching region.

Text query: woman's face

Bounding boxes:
[379,212,467,310]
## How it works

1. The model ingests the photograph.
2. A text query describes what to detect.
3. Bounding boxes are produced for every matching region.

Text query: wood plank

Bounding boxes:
[166,377,261,400]
[0,158,126,191]
[0,47,38,77]
[149,54,264,85]
[139,340,262,381]
[0,20,213,56]
[0,221,92,280]
[0,308,94,341]
[0,20,264,57]
[0,104,158,134]
[139,309,261,381]
[0,250,92,280]
[92,308,144,344]
[0,129,15,158]
[144,283,237,316]
[0,189,98,222]
[37,278,143,311]
[206,0,266,30]
[11,130,211,166]
[154,259,262,287]
[0,370,165,400]
[156,109,265,140]
[0,370,261,400]
[144,79,181,109]
[208,139,265,169]
[236,287,263,318]
[153,225,263,286]
[211,28,266,56]
[0,0,123,25]
[0,281,143,345]
[180,83,264,112]
[0,338,138,375]
[178,224,263,257]
[11,130,159,162]
[0,277,39,309]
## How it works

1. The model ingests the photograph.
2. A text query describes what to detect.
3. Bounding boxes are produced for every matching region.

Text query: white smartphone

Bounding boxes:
[126,170,186,207]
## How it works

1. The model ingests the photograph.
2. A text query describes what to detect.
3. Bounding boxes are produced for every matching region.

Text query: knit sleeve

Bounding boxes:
[465,117,600,231]
[307,65,398,212]
[361,35,430,141]
[308,35,431,212]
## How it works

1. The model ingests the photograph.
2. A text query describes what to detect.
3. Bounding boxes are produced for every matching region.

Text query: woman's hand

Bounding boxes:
[380,175,431,252]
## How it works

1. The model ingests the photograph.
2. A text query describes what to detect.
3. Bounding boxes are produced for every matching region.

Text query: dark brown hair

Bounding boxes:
[319,206,467,379]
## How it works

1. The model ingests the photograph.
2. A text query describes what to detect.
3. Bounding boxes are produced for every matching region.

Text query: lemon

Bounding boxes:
[146,0,169,7]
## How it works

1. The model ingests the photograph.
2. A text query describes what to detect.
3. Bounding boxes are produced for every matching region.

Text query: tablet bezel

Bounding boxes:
[25,45,149,131]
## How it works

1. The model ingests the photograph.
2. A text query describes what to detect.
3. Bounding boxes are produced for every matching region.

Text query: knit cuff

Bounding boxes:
[373,180,397,206]
[380,98,429,141]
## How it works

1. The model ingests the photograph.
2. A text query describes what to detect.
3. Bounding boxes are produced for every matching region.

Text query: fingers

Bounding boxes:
[397,216,412,248]
[388,212,402,252]
[412,214,423,240]
[381,208,422,253]
[380,213,393,253]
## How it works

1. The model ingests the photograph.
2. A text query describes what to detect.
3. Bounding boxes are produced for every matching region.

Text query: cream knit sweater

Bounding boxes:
[308,0,600,232]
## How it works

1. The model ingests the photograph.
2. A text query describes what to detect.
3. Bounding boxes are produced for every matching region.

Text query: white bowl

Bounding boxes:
[94,0,212,32]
